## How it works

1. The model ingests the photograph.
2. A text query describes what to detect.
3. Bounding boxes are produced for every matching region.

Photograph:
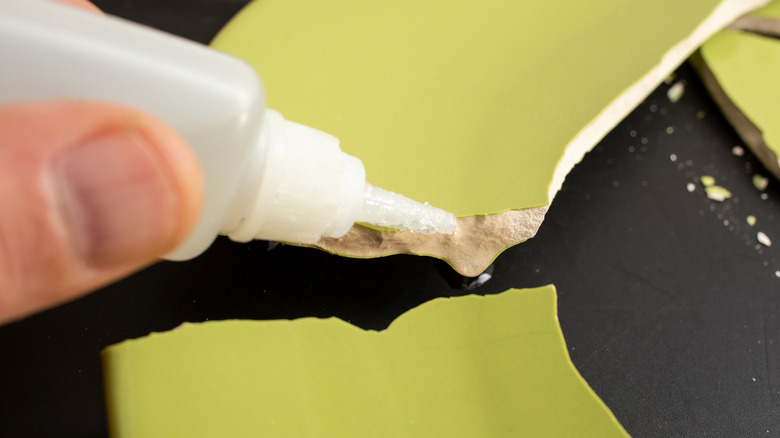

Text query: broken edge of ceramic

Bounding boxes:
[691,52,780,180]
[309,206,548,277]
[549,0,770,201]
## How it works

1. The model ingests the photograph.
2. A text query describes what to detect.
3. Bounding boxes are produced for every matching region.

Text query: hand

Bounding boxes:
[0,0,204,325]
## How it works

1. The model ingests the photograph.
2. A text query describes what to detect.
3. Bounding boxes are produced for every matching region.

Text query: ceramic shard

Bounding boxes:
[102,286,628,437]
[212,0,768,276]
[695,29,780,181]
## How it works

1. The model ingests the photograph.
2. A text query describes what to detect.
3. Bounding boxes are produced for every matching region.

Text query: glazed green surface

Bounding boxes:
[211,0,725,216]
[103,287,628,437]
[751,0,780,18]
[701,31,780,159]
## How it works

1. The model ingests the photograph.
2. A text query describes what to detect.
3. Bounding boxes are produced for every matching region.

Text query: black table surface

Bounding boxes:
[1,1,778,436]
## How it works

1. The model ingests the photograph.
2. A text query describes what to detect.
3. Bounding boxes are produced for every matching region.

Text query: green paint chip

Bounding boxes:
[701,175,716,187]
[753,174,769,191]
[102,287,628,438]
[705,185,732,201]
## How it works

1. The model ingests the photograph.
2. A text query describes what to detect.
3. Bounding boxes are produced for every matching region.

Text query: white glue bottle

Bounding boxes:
[0,0,455,260]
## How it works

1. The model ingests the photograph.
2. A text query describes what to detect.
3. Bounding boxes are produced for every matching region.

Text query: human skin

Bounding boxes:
[0,0,204,324]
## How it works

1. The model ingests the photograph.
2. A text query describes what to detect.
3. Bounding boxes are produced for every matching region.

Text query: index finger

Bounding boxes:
[52,0,101,13]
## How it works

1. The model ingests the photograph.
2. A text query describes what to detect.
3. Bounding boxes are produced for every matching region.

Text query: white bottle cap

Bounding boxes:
[226,109,365,244]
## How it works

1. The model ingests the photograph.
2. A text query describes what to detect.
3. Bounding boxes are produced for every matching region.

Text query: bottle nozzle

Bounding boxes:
[357,184,456,235]
[225,109,455,245]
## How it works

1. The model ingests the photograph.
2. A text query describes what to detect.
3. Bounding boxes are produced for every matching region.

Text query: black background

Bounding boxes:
[1,1,778,436]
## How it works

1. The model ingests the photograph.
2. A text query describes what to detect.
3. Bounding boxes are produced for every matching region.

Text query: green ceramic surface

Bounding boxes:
[701,31,780,162]
[211,0,728,216]
[750,0,780,18]
[103,286,628,437]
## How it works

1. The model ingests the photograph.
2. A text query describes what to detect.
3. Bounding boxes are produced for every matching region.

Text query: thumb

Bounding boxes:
[0,102,203,324]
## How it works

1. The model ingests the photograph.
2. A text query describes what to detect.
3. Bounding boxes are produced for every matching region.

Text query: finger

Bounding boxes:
[52,0,102,13]
[0,101,203,325]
